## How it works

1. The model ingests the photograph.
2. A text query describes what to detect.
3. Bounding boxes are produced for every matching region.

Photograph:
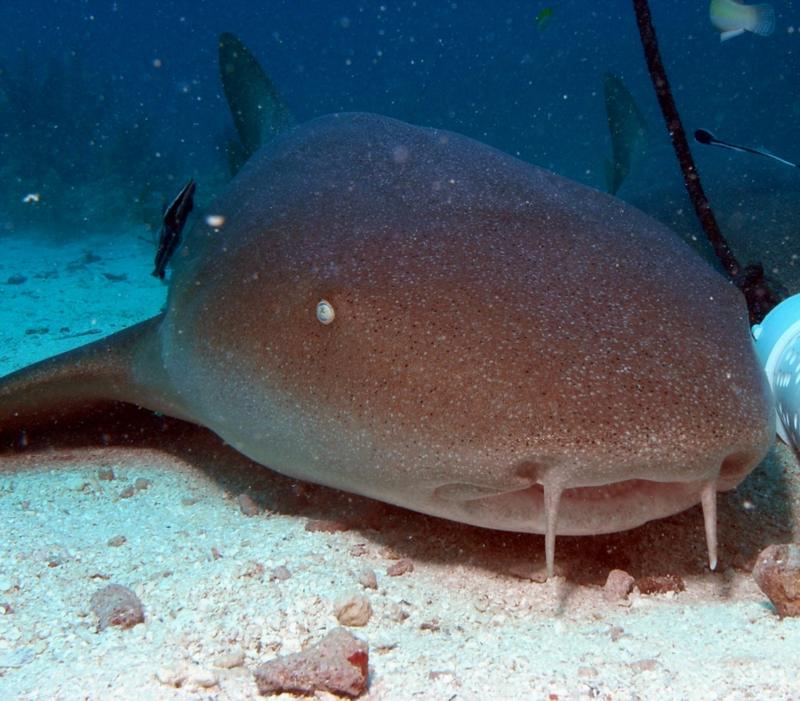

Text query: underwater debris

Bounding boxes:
[102,272,128,282]
[214,648,245,669]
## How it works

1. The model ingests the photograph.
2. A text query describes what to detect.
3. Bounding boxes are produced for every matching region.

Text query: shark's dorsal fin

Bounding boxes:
[218,32,295,174]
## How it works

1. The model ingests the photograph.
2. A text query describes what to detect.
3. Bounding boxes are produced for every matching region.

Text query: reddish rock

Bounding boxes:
[254,627,368,697]
[752,543,800,617]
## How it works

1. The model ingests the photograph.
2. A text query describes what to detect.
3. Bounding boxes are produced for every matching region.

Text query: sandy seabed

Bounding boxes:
[0,231,799,701]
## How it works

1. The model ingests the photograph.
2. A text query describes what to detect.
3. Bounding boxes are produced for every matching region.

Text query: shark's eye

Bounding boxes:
[316,299,335,324]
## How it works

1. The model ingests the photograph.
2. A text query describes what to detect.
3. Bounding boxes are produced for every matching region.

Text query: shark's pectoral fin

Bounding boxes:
[0,314,191,436]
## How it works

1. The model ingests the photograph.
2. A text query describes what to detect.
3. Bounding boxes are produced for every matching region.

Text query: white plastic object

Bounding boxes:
[751,293,800,446]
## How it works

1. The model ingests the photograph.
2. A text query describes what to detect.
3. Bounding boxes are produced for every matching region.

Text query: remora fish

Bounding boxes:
[694,128,800,169]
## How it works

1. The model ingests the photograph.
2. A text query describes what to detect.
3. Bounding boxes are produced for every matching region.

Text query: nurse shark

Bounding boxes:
[0,112,774,576]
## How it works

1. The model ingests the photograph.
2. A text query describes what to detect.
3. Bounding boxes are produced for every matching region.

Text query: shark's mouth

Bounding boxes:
[432,450,760,578]
[435,476,710,534]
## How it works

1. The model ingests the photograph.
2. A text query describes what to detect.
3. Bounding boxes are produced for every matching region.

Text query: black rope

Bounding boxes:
[631,0,781,323]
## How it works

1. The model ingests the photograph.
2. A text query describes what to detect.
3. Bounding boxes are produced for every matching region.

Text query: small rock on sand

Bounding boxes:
[752,543,800,617]
[604,569,635,601]
[335,595,373,627]
[359,569,378,590]
[386,559,414,577]
[254,627,368,697]
[90,583,144,631]
[97,467,115,481]
[237,493,261,516]
[270,565,292,581]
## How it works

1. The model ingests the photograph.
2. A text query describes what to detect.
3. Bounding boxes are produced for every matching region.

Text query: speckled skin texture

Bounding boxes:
[0,113,774,538]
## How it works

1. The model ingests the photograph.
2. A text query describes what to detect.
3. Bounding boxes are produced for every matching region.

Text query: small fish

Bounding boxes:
[152,179,196,280]
[694,128,799,169]
[535,7,553,31]
[709,0,775,42]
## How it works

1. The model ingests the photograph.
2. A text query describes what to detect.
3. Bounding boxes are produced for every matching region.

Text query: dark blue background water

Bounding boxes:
[0,0,797,280]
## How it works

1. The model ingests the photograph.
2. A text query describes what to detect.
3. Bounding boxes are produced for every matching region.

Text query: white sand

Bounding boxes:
[1,232,799,701]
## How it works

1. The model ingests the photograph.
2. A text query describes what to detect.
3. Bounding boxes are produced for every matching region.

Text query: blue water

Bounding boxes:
[0,1,797,278]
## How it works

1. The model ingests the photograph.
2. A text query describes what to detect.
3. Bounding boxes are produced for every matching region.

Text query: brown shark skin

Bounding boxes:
[0,113,774,545]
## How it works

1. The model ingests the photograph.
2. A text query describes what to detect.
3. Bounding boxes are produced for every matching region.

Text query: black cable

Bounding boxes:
[631,0,781,323]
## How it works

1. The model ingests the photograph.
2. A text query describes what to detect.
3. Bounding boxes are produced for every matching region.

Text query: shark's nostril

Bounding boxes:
[513,460,546,483]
